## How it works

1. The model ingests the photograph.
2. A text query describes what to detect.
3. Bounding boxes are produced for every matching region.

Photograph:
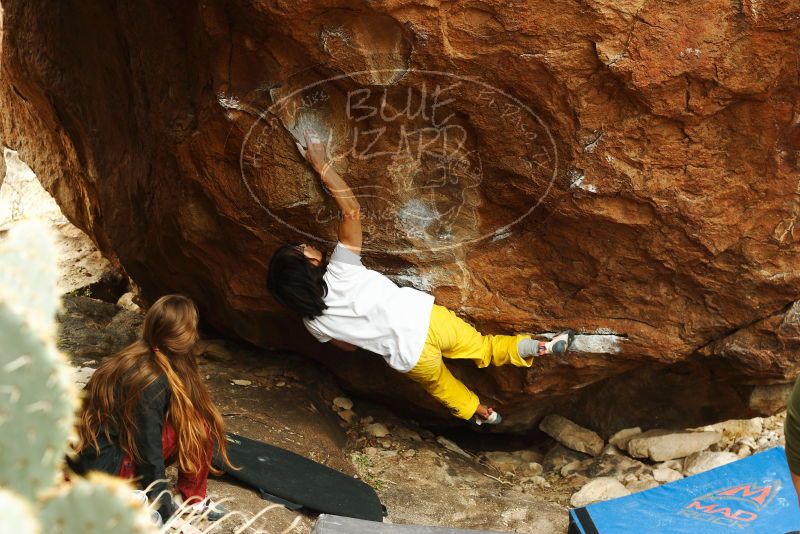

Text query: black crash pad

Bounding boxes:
[213,433,385,522]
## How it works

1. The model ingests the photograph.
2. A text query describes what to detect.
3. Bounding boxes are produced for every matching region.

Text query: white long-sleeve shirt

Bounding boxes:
[303,243,434,372]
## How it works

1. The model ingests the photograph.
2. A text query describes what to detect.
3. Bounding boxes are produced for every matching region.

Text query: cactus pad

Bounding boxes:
[0,223,76,500]
[0,488,41,534]
[39,474,157,534]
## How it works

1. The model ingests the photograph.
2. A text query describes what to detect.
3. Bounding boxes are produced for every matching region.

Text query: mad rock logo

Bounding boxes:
[678,481,781,528]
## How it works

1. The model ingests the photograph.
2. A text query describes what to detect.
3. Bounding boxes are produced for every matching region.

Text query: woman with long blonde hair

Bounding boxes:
[72,295,232,521]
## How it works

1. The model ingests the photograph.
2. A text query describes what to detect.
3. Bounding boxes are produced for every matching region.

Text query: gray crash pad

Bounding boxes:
[311,514,506,533]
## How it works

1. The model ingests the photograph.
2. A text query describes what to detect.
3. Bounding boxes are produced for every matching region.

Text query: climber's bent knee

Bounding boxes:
[407,344,481,420]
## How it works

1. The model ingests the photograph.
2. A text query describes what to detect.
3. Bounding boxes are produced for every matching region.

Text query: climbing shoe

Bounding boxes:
[538,330,575,355]
[189,499,228,521]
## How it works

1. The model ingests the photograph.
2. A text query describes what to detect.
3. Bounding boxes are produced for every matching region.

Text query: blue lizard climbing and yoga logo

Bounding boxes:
[236,68,559,255]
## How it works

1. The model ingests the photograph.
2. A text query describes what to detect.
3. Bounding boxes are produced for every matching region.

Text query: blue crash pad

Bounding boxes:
[569,447,800,534]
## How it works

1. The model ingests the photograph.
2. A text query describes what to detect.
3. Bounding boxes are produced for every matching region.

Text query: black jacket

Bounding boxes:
[71,373,178,519]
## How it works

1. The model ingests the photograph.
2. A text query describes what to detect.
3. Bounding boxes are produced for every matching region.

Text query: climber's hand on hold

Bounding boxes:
[300,130,362,254]
[475,404,493,420]
[303,130,328,174]
[473,404,502,426]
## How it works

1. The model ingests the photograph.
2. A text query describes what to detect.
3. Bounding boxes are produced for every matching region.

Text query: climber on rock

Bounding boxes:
[267,131,575,426]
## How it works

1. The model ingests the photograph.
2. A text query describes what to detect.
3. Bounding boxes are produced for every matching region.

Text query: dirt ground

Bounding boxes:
[61,295,569,533]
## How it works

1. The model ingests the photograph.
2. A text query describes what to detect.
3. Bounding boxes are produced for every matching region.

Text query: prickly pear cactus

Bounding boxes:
[0,488,41,534]
[0,222,157,534]
[0,221,75,500]
[0,220,61,338]
[39,475,155,533]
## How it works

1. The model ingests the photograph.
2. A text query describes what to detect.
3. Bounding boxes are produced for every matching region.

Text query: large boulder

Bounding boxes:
[627,429,722,462]
[682,451,738,476]
[1,0,799,431]
[570,478,630,508]
[539,415,605,456]
[608,428,642,450]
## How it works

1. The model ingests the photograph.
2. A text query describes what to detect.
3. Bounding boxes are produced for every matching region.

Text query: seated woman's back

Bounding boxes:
[72,295,232,521]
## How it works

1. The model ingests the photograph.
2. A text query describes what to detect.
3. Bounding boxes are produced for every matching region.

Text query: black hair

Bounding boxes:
[267,244,328,319]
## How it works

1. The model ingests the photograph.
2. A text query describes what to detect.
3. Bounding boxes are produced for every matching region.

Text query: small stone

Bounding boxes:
[736,437,756,449]
[400,449,416,458]
[540,415,605,456]
[626,479,659,493]
[561,460,589,477]
[655,459,683,471]
[117,291,141,312]
[338,409,358,424]
[333,397,354,411]
[379,450,398,458]
[231,379,252,386]
[682,451,738,476]
[525,475,550,488]
[365,423,390,438]
[485,451,524,474]
[419,429,436,440]
[584,453,649,481]
[733,442,752,458]
[378,438,393,449]
[608,427,642,450]
[627,430,721,461]
[622,473,638,485]
[83,359,97,366]
[570,478,630,508]
[73,366,96,387]
[543,444,591,473]
[275,381,286,387]
[653,467,683,483]
[521,462,544,478]
[700,418,763,439]
[565,473,590,487]
[393,426,423,442]
[513,450,543,463]
[364,447,379,457]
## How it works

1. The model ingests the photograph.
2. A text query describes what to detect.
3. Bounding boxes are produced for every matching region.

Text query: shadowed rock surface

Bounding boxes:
[2,0,799,432]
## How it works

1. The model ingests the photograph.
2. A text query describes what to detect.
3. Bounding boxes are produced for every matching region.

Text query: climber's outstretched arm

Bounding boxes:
[302,131,362,254]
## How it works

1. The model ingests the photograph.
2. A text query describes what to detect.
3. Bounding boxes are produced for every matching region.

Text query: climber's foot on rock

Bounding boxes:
[539,330,575,355]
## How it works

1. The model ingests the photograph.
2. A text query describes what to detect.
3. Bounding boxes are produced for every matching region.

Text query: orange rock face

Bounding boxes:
[1,0,798,432]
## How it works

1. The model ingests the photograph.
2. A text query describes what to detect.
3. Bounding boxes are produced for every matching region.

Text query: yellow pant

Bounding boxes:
[406,305,532,420]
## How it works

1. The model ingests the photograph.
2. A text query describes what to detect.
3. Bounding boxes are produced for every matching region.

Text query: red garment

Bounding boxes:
[118,421,211,502]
